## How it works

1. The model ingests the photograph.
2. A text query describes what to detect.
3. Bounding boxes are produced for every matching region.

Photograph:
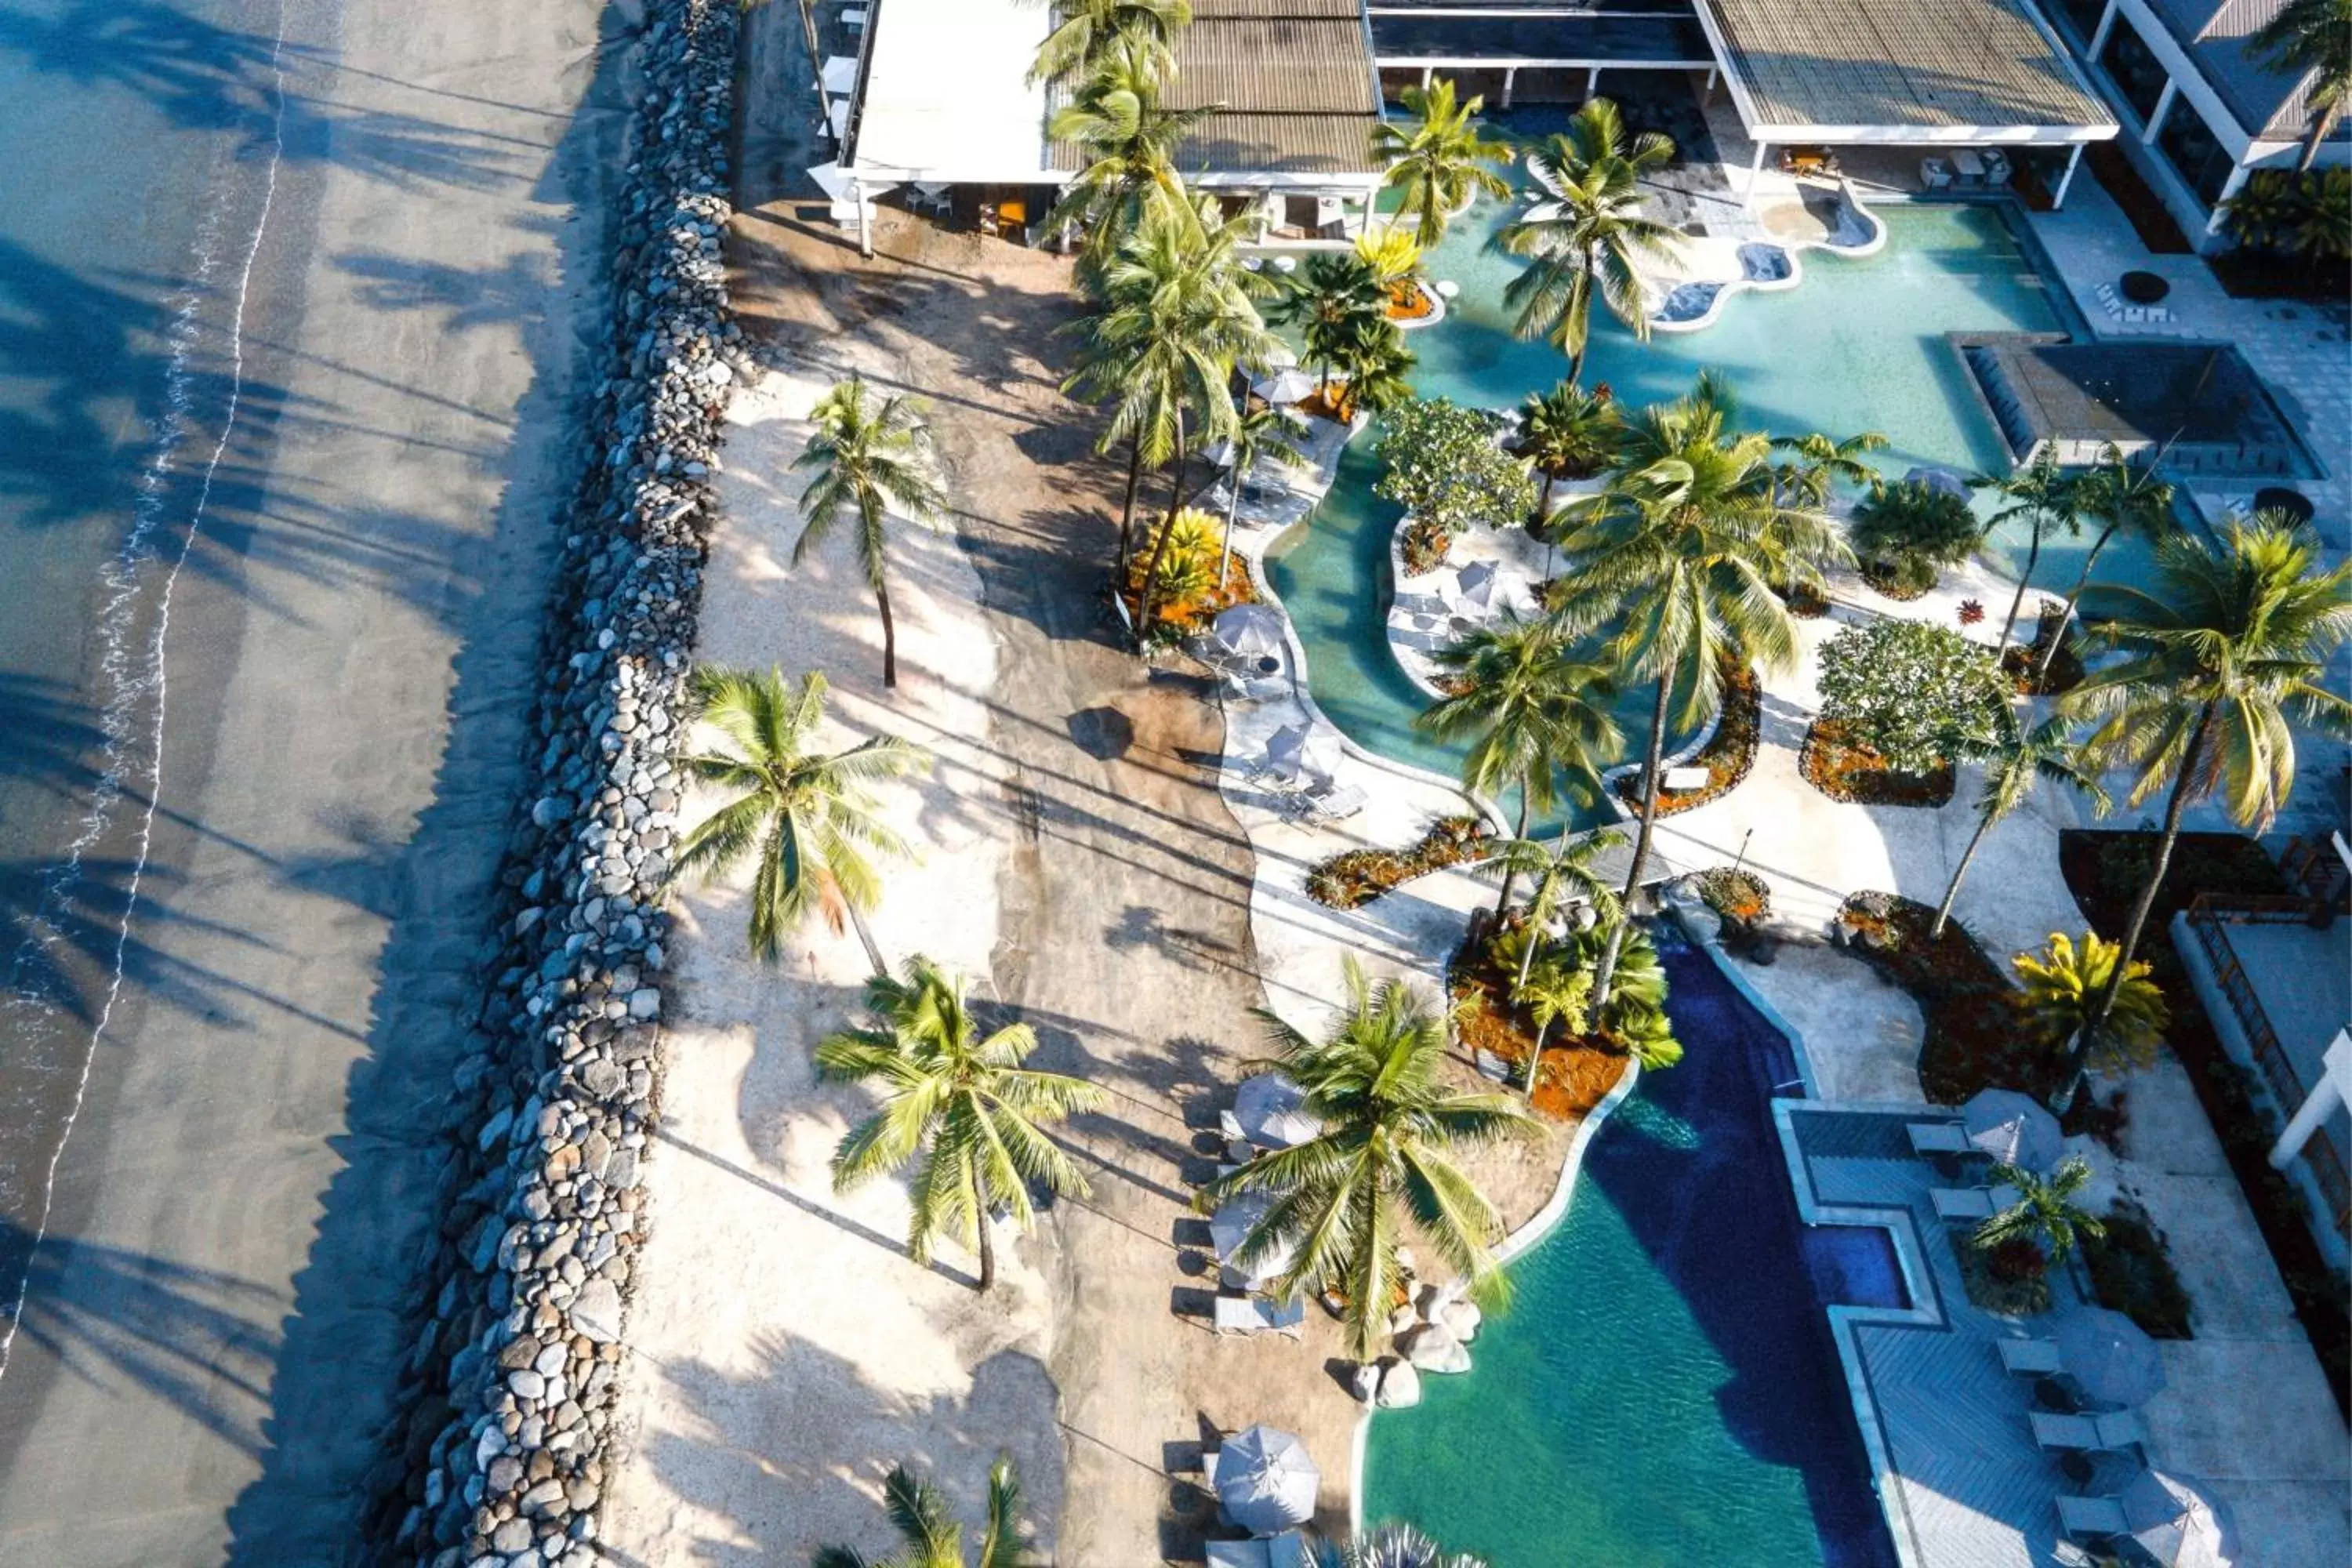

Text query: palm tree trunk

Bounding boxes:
[2053,700,2217,1111]
[846,902,887,979]
[1495,795,1530,917]
[2032,522,2118,685]
[972,1170,997,1293]
[876,570,900,690]
[1594,676,1671,1007]
[1117,434,1145,577]
[1535,471,1557,533]
[1218,463,1243,586]
[1930,797,2001,939]
[2299,110,2331,172]
[1995,516,2043,655]
[1524,1014,1554,1102]
[1135,412,1189,641]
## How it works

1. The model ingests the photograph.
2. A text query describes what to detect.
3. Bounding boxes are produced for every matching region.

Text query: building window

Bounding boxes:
[2100,14,2172,125]
[2051,0,2108,52]
[2155,93,2237,206]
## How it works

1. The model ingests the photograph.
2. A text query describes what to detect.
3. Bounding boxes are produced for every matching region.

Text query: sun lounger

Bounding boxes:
[1214,1292,1306,1338]
[2030,1410,2146,1454]
[1298,782,1367,823]
[1207,1533,1309,1568]
[1661,765,1711,791]
[1997,1338,2063,1376]
[1932,1183,2021,1221]
[2056,1493,2129,1539]
[840,6,868,27]
[1907,1122,1971,1156]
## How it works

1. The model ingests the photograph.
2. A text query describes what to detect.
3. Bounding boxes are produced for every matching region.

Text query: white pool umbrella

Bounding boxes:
[1213,604,1286,662]
[1962,1088,2063,1171]
[1210,1190,1298,1288]
[1214,1425,1319,1537]
[1449,560,1501,615]
[1903,465,1972,500]
[1251,367,1316,405]
[1261,723,1338,783]
[2114,1468,2231,1567]
[1233,1073,1321,1149]
[2053,1306,2166,1409]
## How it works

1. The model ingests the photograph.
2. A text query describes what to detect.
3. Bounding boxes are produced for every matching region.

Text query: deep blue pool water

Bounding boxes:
[1363,927,1897,1567]
[1804,1226,1912,1312]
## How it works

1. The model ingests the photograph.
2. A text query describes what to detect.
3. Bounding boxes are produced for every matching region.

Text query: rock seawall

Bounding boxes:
[375,4,740,1563]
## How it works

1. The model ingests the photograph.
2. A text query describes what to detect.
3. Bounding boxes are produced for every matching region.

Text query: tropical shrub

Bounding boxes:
[1836,891,2049,1102]
[1120,506,1247,633]
[2221,166,2352,260]
[2082,1199,2195,1338]
[1696,866,1769,925]
[1374,397,1537,538]
[2013,931,2170,1075]
[1816,619,2008,775]
[1850,478,1981,597]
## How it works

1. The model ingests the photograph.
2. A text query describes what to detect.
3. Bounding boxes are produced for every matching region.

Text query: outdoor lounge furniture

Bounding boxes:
[1214,1292,1306,1339]
[840,6,867,27]
[2056,1493,2130,1539]
[1920,157,1953,189]
[1210,1425,1319,1537]
[1662,765,1711,791]
[2031,1409,2147,1454]
[1206,1531,1309,1568]
[1296,780,1367,824]
[1931,1184,2020,1221]
[2121,270,2169,304]
[1907,1121,1970,1156]
[1997,1338,2063,1377]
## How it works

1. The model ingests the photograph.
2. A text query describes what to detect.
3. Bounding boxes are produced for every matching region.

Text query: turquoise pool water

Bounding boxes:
[1362,929,1896,1568]
[1265,190,2159,828]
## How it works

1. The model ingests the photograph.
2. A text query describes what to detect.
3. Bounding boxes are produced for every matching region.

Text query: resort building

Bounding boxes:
[1366,0,1717,107]
[2038,0,2352,249]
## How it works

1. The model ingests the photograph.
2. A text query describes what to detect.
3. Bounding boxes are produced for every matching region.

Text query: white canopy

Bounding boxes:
[848,0,1059,183]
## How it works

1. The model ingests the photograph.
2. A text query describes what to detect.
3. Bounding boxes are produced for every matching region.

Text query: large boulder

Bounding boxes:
[1376,1359,1422,1409]
[1350,1361,1381,1405]
[1439,1300,1483,1342]
[1402,1323,1472,1374]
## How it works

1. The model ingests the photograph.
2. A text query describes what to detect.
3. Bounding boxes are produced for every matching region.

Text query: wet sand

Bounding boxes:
[0,1,636,1561]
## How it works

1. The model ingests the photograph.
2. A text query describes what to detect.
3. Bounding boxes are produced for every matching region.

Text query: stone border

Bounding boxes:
[372,5,742,1564]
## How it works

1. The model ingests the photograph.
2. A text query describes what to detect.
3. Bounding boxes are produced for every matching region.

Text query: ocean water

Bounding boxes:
[0,0,292,1353]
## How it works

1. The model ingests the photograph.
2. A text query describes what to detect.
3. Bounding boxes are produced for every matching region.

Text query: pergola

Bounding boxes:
[1693,0,2119,205]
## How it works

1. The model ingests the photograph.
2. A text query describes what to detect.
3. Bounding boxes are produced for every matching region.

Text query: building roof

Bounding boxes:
[1698,0,2118,141]
[1369,5,1714,67]
[2143,0,2349,144]
[848,0,1054,183]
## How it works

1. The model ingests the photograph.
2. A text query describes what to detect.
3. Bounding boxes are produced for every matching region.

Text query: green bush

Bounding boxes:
[1817,618,2007,775]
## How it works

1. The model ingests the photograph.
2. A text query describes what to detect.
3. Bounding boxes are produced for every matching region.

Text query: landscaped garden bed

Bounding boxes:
[1117,506,1257,637]
[1304,814,1491,909]
[1447,921,1628,1123]
[1695,866,1771,925]
[2082,1199,2195,1340]
[1613,662,1761,817]
[1801,720,1955,808]
[2056,829,2348,1414]
[1833,891,2049,1102]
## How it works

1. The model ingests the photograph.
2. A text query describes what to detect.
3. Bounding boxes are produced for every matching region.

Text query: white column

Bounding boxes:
[1744,139,1769,209]
[2205,161,2252,234]
[1502,67,1515,110]
[1421,65,1433,91]
[2089,0,2122,54]
[2053,142,2086,208]
[1704,67,1719,99]
[1588,66,1602,98]
[2143,78,2177,143]
[855,179,873,258]
[2271,1033,2352,1169]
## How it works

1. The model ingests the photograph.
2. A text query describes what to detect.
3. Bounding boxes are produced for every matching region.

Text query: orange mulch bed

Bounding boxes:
[1798,717,1955,808]
[1296,387,1350,423]
[1117,546,1255,637]
[1613,662,1761,818]
[1449,924,1629,1123]
[1385,281,1436,321]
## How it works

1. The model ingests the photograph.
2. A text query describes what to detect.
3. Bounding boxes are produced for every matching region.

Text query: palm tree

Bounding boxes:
[1371,78,1515,247]
[1484,828,1624,1099]
[2056,515,2352,1104]
[1550,375,1849,1000]
[1493,99,1681,383]
[1770,428,1889,508]
[1267,252,1389,399]
[1215,399,1310,582]
[1930,712,2107,939]
[795,376,950,690]
[1313,1521,1491,1568]
[1515,380,1624,526]
[1195,958,1537,1362]
[1331,318,1417,419]
[1027,0,1191,86]
[1417,617,1624,913]
[813,1455,1034,1568]
[820,956,1105,1290]
[1977,450,2081,656]
[2033,445,2176,686]
[1973,1155,2105,1264]
[2014,931,2169,1076]
[2249,0,2352,170]
[673,667,924,964]
[2291,166,2352,259]
[1042,35,1210,271]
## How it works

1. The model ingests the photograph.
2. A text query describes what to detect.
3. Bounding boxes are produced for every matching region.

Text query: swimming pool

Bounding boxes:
[1264,181,2158,829]
[1360,926,1898,1568]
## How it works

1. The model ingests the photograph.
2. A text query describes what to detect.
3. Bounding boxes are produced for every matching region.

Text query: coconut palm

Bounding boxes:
[1930,712,2108,939]
[1215,399,1310,581]
[1550,375,1849,1000]
[2015,931,2169,1076]
[673,666,924,964]
[1418,619,1624,913]
[1026,0,1191,86]
[1973,1155,2106,1263]
[1485,829,1625,1099]
[1515,379,1624,525]
[812,1454,1034,1567]
[1849,477,1984,597]
[1042,35,1210,270]
[1195,958,1537,1361]
[795,376,949,690]
[820,956,1105,1290]
[1976,450,2082,655]
[1267,252,1390,399]
[2027,445,2177,685]
[2291,166,2352,259]
[2057,514,2352,1104]
[1493,99,1681,383]
[1332,318,1418,418]
[2249,0,2352,170]
[1313,1523,1490,1568]
[1371,78,1514,247]
[1769,428,1889,508]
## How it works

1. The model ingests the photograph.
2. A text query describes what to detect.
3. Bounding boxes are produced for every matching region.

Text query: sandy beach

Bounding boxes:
[0,1,636,1560]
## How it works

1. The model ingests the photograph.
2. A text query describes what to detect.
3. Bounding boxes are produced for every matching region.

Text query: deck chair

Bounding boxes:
[1907,1122,1970,1157]
[2056,1493,2129,1540]
[1997,1338,2063,1377]
[2031,1410,2146,1454]
[1298,781,1368,824]
[1931,1186,1996,1221]
[1213,1292,1306,1339]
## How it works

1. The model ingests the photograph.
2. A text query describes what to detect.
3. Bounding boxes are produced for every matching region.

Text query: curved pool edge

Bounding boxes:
[1347,1049,1645,1533]
[1650,178,1891,338]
